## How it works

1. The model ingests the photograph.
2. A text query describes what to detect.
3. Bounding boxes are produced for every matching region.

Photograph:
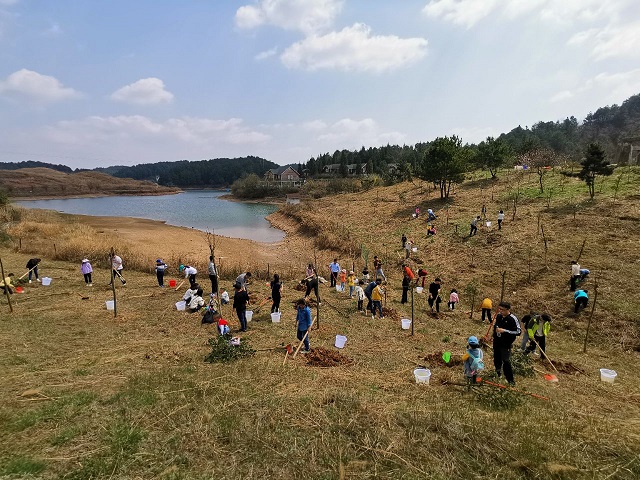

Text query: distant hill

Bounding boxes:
[0,161,73,173]
[0,168,180,198]
[106,156,279,188]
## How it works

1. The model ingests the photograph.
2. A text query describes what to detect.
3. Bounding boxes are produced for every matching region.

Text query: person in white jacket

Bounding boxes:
[184,265,198,288]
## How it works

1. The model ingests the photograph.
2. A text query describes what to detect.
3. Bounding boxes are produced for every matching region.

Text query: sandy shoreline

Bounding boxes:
[63,209,311,273]
[12,191,183,201]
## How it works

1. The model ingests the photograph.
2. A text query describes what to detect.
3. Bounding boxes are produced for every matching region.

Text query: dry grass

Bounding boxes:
[1,167,639,479]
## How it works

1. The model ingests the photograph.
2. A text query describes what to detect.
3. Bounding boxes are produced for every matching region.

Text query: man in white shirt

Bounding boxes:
[110,254,126,286]
[184,265,198,288]
[570,261,581,291]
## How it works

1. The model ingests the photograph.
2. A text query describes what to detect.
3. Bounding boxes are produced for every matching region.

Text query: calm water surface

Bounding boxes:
[16,191,285,243]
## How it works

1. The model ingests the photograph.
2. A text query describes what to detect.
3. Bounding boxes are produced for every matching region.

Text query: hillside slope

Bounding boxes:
[0,167,180,198]
[1,166,639,479]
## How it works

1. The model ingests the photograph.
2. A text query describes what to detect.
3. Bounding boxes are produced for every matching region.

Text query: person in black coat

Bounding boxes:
[26,258,41,283]
[492,301,522,385]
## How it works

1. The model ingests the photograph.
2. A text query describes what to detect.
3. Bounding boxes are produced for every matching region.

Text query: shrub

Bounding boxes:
[204,334,256,363]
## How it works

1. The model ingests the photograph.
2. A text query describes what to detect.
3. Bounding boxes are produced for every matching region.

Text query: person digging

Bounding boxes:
[295,298,312,354]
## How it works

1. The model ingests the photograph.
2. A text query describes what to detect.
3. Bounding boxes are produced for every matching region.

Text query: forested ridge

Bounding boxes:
[304,92,640,178]
[99,156,278,187]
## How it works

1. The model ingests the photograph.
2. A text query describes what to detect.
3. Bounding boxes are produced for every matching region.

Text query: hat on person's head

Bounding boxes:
[349,271,354,275]
[82,258,89,263]
[468,336,479,346]
[499,301,511,310]
[179,264,185,272]
[156,259,162,263]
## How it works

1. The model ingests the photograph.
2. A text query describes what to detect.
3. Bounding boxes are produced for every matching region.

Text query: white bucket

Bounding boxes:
[412,247,418,252]
[414,368,431,384]
[175,301,186,311]
[41,277,52,286]
[486,221,492,227]
[335,284,344,292]
[415,286,423,294]
[271,312,281,323]
[245,310,253,322]
[105,300,114,311]
[401,318,411,330]
[335,335,347,348]
[600,368,617,383]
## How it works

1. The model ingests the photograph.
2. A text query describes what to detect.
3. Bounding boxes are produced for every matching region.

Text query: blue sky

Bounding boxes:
[1,0,638,169]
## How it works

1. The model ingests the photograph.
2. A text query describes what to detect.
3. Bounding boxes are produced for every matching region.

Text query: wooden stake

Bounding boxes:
[500,270,506,303]
[583,282,598,353]
[576,239,586,263]
[109,248,117,317]
[0,257,14,313]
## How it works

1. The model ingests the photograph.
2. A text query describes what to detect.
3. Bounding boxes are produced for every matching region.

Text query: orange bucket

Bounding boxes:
[169,279,176,288]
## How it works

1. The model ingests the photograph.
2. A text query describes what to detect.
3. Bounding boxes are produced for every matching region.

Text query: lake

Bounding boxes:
[15,191,285,243]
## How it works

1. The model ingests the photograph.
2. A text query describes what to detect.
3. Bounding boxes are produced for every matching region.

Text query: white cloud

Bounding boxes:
[423,0,500,29]
[450,126,499,143]
[590,22,640,60]
[0,0,19,6]
[567,28,599,46]
[111,78,174,105]
[44,115,270,147]
[423,0,631,28]
[550,69,640,106]
[42,22,63,36]
[281,23,427,72]
[0,69,81,103]
[236,0,343,34]
[301,119,327,131]
[255,47,278,60]
[549,90,573,103]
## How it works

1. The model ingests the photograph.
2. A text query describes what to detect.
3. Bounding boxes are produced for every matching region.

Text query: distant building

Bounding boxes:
[286,193,303,205]
[322,163,367,176]
[618,138,640,166]
[264,166,303,186]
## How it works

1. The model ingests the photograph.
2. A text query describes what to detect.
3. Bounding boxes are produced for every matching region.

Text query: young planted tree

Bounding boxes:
[475,137,512,178]
[520,148,563,193]
[579,143,614,199]
[419,135,470,199]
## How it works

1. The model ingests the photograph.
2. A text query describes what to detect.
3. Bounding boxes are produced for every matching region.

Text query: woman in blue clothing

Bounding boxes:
[295,298,312,353]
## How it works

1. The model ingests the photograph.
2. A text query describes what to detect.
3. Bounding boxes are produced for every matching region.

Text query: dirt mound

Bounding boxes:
[423,351,464,367]
[382,307,400,320]
[538,358,584,374]
[306,347,353,367]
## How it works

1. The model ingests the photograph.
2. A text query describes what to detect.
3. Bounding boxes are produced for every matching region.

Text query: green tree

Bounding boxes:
[419,136,470,199]
[476,137,512,178]
[579,143,614,199]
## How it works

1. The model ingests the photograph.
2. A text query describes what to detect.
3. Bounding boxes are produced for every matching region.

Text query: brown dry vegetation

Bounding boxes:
[0,167,180,198]
[1,167,639,479]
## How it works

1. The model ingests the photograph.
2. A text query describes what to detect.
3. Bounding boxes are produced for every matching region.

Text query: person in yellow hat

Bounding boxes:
[0,273,15,294]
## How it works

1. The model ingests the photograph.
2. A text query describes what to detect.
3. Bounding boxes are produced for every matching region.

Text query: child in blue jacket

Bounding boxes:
[462,336,484,385]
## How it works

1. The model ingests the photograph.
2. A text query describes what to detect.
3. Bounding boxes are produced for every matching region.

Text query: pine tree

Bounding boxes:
[578,143,614,199]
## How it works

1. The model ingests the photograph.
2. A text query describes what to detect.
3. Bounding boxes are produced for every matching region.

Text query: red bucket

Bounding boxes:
[15,286,24,293]
[169,279,176,288]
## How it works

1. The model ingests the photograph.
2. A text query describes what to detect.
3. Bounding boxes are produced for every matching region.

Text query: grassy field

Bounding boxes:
[1,167,639,479]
